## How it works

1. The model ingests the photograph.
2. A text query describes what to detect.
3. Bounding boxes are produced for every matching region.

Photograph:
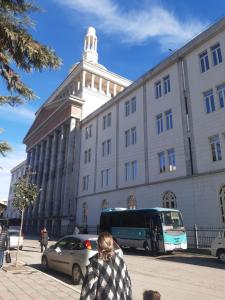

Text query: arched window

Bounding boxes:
[101,199,108,210]
[162,191,177,209]
[82,202,88,224]
[127,195,136,209]
[219,184,225,224]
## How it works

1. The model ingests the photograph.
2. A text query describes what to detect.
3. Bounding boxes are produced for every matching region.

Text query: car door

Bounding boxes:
[48,237,70,272]
[60,237,85,276]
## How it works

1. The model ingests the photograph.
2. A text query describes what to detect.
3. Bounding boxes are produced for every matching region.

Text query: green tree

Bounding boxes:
[0,0,61,154]
[0,128,11,157]
[13,174,38,267]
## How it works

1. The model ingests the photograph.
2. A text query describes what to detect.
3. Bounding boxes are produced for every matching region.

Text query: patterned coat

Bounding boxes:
[80,252,132,300]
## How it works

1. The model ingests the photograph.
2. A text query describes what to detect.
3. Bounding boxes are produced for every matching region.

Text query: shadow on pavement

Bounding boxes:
[157,255,225,270]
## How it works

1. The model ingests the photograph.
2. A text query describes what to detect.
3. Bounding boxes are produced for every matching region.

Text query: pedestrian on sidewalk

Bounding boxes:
[80,231,132,300]
[0,225,9,269]
[39,227,48,253]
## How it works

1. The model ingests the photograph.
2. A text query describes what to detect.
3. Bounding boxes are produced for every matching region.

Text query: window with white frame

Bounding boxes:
[167,148,176,172]
[125,101,130,117]
[125,160,137,181]
[82,175,90,191]
[162,191,177,209]
[103,113,111,129]
[217,84,225,109]
[127,195,136,209]
[158,151,166,173]
[211,43,222,66]
[199,51,210,73]
[156,114,163,134]
[163,75,171,94]
[101,168,111,187]
[131,97,136,113]
[209,135,222,161]
[131,127,137,145]
[204,90,215,113]
[84,148,91,164]
[165,110,173,130]
[102,139,111,156]
[101,199,109,210]
[82,202,88,224]
[125,129,130,147]
[85,124,92,139]
[155,81,162,98]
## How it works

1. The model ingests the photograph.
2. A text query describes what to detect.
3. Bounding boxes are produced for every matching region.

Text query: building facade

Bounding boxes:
[5,160,26,219]
[24,19,225,235]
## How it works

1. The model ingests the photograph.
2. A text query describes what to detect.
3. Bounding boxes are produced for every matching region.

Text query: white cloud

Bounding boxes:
[0,106,35,124]
[55,0,208,49]
[0,144,26,201]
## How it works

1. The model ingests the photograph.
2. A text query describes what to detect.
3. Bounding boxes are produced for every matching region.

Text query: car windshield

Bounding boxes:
[162,211,183,228]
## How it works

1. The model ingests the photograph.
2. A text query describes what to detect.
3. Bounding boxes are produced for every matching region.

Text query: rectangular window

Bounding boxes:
[131,160,137,180]
[84,150,87,164]
[165,110,173,130]
[107,113,111,127]
[131,127,137,144]
[167,148,176,172]
[88,148,91,162]
[131,97,136,113]
[101,169,110,187]
[103,116,107,130]
[209,135,222,161]
[199,51,210,73]
[163,75,171,94]
[125,129,130,147]
[107,139,111,155]
[204,90,215,113]
[82,175,90,190]
[102,141,106,157]
[217,84,225,109]
[102,140,111,156]
[158,152,166,173]
[85,125,92,139]
[125,162,130,181]
[156,114,163,134]
[125,101,130,117]
[211,43,222,66]
[155,81,162,98]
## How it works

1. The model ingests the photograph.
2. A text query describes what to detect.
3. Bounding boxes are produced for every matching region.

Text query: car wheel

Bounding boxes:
[218,250,225,263]
[19,246,23,250]
[72,264,82,285]
[42,255,48,270]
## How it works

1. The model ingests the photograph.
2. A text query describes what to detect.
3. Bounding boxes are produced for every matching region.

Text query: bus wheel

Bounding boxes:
[144,242,151,255]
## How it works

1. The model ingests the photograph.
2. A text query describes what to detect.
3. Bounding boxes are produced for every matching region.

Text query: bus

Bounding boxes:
[100,207,187,253]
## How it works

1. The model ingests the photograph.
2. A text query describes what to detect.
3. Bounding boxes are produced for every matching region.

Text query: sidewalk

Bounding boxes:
[0,259,81,300]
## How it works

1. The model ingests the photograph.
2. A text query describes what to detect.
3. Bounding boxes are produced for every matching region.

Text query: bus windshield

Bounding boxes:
[162,211,183,228]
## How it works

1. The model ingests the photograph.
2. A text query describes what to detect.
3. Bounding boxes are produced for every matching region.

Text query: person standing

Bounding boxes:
[0,225,9,269]
[80,231,132,300]
[150,226,159,256]
[40,227,48,253]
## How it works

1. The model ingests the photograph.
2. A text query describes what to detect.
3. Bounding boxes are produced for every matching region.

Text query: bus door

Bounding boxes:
[147,214,165,253]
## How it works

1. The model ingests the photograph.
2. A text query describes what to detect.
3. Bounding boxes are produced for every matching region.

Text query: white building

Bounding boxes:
[23,18,225,235]
[5,160,27,219]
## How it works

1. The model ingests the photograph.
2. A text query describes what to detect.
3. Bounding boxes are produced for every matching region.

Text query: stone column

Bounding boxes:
[91,74,95,90]
[45,132,57,218]
[99,77,102,93]
[61,118,76,217]
[113,83,117,96]
[38,137,51,220]
[82,71,86,88]
[106,81,110,96]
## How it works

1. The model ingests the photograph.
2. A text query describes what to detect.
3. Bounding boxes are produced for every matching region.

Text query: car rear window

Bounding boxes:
[9,231,19,237]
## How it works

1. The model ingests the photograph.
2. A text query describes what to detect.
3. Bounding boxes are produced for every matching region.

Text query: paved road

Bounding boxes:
[14,238,225,300]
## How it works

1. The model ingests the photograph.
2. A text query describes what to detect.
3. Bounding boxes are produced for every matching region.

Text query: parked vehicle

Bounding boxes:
[8,229,23,250]
[100,207,187,254]
[41,234,123,285]
[211,230,225,262]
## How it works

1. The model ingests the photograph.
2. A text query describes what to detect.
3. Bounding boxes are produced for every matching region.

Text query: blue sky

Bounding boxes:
[0,0,225,201]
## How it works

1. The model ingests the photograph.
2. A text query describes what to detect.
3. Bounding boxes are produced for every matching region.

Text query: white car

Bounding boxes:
[41,234,123,285]
[211,230,225,262]
[8,229,23,250]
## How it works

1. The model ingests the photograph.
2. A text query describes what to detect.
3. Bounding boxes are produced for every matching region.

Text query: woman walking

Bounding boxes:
[80,231,132,300]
